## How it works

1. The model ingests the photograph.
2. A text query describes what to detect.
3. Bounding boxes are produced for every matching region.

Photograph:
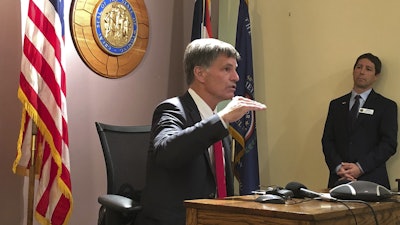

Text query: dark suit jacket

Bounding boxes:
[322,89,397,189]
[136,92,234,225]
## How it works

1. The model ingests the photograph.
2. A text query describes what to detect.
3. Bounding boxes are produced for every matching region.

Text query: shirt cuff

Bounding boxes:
[216,114,228,129]
[356,162,364,174]
[335,164,341,173]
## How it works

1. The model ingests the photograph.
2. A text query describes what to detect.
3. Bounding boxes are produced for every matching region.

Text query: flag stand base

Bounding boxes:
[27,123,37,225]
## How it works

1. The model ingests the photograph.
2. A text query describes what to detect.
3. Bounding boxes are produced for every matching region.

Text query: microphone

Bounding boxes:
[285,181,337,201]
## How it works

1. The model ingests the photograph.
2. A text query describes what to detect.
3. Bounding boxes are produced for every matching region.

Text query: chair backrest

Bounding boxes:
[95,122,151,201]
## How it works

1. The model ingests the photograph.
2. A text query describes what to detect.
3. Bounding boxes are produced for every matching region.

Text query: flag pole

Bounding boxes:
[27,123,38,225]
[231,138,235,163]
[201,0,205,38]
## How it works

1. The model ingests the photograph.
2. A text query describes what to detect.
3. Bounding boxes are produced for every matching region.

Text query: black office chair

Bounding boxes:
[95,122,151,225]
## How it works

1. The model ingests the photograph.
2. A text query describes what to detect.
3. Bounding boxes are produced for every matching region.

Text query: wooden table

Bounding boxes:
[185,195,400,225]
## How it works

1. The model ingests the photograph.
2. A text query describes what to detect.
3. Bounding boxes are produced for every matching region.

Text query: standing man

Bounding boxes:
[136,38,266,225]
[322,53,397,189]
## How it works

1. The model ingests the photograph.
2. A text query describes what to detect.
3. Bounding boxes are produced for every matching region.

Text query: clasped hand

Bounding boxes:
[337,162,363,181]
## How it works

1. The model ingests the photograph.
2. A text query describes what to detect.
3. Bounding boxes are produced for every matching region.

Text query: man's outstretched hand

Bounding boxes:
[218,96,267,124]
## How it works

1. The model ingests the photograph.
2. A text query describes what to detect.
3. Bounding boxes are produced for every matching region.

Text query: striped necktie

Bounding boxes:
[349,95,360,127]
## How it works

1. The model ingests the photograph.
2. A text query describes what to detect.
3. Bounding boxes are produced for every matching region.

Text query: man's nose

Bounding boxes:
[233,71,239,81]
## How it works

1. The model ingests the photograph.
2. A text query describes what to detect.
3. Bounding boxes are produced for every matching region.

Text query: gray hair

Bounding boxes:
[184,38,240,85]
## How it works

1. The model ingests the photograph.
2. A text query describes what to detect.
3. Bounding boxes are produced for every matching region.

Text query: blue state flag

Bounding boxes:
[229,0,260,195]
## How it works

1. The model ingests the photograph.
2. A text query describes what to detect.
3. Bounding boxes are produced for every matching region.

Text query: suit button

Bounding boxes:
[208,193,216,198]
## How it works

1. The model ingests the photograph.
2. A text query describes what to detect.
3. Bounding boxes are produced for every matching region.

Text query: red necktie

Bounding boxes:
[213,140,227,198]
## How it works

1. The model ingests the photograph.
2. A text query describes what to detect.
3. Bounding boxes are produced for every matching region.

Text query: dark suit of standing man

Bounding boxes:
[136,38,266,225]
[322,53,397,189]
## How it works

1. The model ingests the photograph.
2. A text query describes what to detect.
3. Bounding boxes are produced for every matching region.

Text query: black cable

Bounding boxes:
[287,198,358,225]
[336,200,358,225]
[284,198,313,205]
[338,199,379,225]
[285,197,380,225]
[255,186,382,225]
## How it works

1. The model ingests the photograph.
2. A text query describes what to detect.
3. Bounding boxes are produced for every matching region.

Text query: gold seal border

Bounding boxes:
[70,0,149,78]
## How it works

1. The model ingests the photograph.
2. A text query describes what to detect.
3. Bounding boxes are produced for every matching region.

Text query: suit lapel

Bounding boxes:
[180,91,202,123]
[180,92,214,169]
[340,93,352,130]
[181,91,232,191]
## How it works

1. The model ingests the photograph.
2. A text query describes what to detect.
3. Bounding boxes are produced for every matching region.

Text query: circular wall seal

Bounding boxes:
[70,0,149,78]
[92,0,138,55]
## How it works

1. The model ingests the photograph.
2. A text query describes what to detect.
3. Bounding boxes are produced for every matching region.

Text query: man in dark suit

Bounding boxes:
[322,53,397,189]
[136,38,266,225]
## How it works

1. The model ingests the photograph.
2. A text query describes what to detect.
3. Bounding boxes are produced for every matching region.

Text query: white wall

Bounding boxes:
[220,0,400,190]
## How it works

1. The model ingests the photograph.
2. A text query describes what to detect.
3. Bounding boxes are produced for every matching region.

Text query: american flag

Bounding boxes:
[191,0,213,40]
[13,0,73,224]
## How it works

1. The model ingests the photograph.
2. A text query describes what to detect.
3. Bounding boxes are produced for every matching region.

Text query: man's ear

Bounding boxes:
[193,66,206,83]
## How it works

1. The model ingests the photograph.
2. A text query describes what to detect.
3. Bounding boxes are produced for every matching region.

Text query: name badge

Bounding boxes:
[359,108,374,115]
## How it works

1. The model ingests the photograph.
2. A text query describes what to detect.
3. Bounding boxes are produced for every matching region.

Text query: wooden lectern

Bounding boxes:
[185,195,400,225]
